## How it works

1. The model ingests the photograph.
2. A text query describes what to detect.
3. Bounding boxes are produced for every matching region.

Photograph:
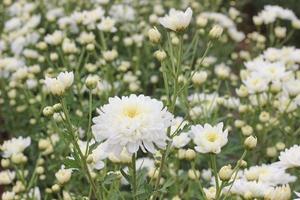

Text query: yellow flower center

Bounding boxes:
[206,132,219,142]
[123,105,141,118]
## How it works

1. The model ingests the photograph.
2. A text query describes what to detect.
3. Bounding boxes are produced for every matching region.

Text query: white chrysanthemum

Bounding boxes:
[243,73,269,94]
[92,94,174,154]
[283,78,300,96]
[97,17,117,32]
[244,164,296,186]
[264,184,291,200]
[276,145,300,169]
[0,170,15,185]
[172,132,191,148]
[229,179,271,198]
[44,71,74,95]
[90,143,108,170]
[191,123,228,154]
[295,192,300,200]
[159,7,192,32]
[1,137,31,158]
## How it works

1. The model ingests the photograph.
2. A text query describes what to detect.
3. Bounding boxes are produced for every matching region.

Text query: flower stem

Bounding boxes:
[131,154,137,200]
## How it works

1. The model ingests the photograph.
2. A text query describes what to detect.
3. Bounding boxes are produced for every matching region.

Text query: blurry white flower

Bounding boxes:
[276,145,300,169]
[97,17,117,32]
[243,73,269,94]
[191,122,228,154]
[55,166,72,185]
[2,191,15,200]
[92,94,174,154]
[90,143,108,170]
[283,78,300,96]
[159,7,192,32]
[0,170,15,185]
[44,30,63,45]
[172,132,191,148]
[1,137,31,158]
[44,71,74,96]
[264,184,291,200]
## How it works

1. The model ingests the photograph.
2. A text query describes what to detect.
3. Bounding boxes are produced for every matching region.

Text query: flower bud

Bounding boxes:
[154,50,167,61]
[192,71,207,85]
[51,184,60,192]
[55,168,72,185]
[53,103,62,112]
[266,147,277,157]
[219,165,233,181]
[85,75,99,90]
[185,149,196,160]
[244,136,257,150]
[1,159,10,168]
[209,25,223,38]
[148,27,161,43]
[43,106,54,117]
[11,153,27,164]
[188,169,200,180]
[241,125,253,136]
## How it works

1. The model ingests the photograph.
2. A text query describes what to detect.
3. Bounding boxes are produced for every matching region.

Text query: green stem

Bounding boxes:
[131,154,137,200]
[210,154,219,197]
[60,98,101,200]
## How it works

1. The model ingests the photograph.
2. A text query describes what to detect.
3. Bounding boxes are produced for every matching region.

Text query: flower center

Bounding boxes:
[206,132,218,142]
[123,105,141,118]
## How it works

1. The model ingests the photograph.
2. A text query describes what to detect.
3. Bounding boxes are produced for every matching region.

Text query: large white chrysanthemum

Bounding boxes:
[276,145,300,169]
[191,123,228,154]
[92,94,174,154]
[1,136,31,158]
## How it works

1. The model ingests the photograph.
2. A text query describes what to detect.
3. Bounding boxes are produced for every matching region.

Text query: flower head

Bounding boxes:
[92,94,174,154]
[1,137,31,158]
[159,7,192,32]
[44,71,74,96]
[276,145,300,169]
[191,122,228,154]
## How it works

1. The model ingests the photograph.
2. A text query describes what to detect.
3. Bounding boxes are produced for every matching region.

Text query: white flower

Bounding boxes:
[92,94,174,154]
[244,164,296,186]
[283,78,300,96]
[55,166,72,184]
[44,71,74,95]
[276,145,300,169]
[90,143,108,170]
[191,122,228,154]
[228,179,271,198]
[159,7,192,32]
[1,137,31,158]
[172,132,191,148]
[0,170,15,185]
[44,30,63,45]
[57,71,74,89]
[243,73,269,94]
[264,184,291,200]
[2,191,15,200]
[97,17,117,32]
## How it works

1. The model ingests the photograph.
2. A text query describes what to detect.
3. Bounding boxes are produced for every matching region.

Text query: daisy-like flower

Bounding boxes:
[159,7,192,32]
[92,94,174,154]
[276,145,300,169]
[97,17,117,32]
[44,71,74,96]
[172,132,191,148]
[191,122,228,154]
[264,184,291,200]
[1,136,31,158]
[0,170,15,185]
[295,192,300,200]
